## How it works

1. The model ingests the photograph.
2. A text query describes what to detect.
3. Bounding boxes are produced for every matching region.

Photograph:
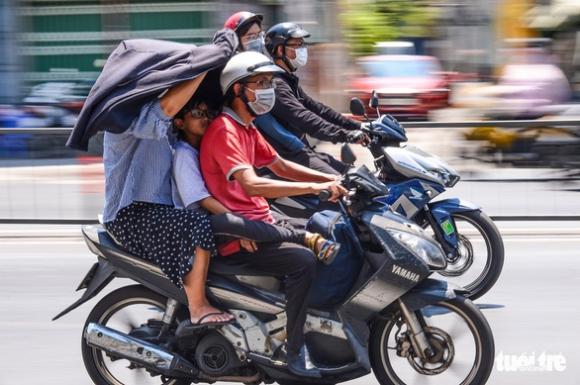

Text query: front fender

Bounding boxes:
[427,198,481,250]
[398,278,466,312]
[429,197,480,214]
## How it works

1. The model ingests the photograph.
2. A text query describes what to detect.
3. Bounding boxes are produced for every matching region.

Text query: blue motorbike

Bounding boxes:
[56,165,495,385]
[271,96,504,301]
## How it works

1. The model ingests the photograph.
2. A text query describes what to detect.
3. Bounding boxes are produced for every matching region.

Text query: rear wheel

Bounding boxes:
[369,296,494,385]
[81,285,188,385]
[279,381,335,385]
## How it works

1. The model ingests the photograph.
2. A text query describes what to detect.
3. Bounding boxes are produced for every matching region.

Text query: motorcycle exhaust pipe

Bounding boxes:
[84,322,197,378]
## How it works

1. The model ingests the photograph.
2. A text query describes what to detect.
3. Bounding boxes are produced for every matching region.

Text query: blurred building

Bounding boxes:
[527,0,580,97]
[15,1,223,88]
[0,0,22,104]
[0,0,342,103]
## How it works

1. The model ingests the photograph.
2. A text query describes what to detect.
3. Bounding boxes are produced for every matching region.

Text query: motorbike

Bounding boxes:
[54,165,495,385]
[270,94,504,301]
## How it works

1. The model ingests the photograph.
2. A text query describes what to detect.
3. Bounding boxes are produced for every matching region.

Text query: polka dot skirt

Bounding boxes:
[105,202,216,288]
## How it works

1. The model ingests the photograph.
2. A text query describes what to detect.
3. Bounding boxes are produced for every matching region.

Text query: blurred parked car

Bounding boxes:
[374,41,416,55]
[484,61,571,119]
[19,80,93,127]
[0,105,52,128]
[349,55,456,120]
[23,81,92,112]
[453,45,572,120]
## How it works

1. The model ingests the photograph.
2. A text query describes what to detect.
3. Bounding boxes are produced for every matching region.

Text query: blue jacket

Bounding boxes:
[67,30,238,151]
[254,114,305,154]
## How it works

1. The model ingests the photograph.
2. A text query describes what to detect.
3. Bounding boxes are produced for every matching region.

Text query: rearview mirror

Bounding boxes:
[341,144,357,165]
[370,90,379,109]
[349,98,366,116]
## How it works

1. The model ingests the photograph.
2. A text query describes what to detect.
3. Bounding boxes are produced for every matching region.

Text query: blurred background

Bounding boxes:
[1,0,580,220]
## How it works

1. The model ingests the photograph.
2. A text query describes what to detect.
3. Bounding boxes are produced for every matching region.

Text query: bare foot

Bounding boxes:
[189,303,235,324]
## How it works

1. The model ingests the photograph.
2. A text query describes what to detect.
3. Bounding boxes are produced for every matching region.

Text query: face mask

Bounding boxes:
[289,47,308,69]
[246,87,276,115]
[243,36,265,53]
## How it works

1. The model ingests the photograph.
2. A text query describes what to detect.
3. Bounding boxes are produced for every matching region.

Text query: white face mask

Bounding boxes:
[243,36,265,53]
[246,87,276,115]
[289,47,308,69]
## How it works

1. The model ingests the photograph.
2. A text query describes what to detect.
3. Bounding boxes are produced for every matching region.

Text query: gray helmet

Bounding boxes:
[220,51,283,94]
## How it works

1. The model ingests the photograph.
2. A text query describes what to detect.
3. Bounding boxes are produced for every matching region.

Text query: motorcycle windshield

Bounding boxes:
[384,146,459,186]
[403,145,458,177]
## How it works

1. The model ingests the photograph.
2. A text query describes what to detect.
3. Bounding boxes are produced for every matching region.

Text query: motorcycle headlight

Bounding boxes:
[387,229,447,270]
[430,169,460,188]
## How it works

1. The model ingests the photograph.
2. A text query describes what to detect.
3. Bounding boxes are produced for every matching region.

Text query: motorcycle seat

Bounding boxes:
[208,258,271,276]
[84,225,283,292]
[84,225,166,274]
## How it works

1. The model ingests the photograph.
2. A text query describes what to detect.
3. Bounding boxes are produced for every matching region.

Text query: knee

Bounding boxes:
[294,248,317,279]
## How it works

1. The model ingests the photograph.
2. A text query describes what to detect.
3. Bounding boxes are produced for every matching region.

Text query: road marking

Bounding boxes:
[504,237,580,242]
[0,239,85,245]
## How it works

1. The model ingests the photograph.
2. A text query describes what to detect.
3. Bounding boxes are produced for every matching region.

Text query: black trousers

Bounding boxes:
[220,241,317,356]
[279,146,348,175]
[210,212,306,246]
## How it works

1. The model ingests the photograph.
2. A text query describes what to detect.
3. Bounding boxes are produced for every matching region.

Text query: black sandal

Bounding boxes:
[176,313,235,336]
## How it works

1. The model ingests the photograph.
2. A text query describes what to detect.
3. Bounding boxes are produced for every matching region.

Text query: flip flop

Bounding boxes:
[317,240,340,265]
[306,233,340,265]
[176,312,235,336]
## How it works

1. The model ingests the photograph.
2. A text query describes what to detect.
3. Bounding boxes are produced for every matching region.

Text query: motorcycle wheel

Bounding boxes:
[369,296,494,385]
[428,210,504,300]
[279,381,335,385]
[81,285,187,385]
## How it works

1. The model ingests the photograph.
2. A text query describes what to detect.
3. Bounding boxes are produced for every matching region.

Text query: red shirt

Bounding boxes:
[200,110,279,255]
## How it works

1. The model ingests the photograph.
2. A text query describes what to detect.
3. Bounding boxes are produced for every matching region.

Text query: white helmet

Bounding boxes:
[220,51,282,94]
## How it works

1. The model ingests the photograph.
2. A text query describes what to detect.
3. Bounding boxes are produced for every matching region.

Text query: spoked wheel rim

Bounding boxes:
[432,214,493,293]
[89,297,178,385]
[379,301,483,385]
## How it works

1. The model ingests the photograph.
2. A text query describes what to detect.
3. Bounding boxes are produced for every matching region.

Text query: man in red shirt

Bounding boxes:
[200,51,345,378]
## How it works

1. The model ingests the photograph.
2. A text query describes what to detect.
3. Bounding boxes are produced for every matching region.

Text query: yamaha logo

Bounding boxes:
[392,265,420,283]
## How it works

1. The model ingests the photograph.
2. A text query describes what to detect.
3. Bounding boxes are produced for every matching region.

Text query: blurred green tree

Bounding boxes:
[340,0,437,57]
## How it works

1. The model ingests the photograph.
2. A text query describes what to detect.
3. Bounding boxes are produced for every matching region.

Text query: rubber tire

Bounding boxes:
[369,296,495,385]
[278,381,335,385]
[80,285,187,385]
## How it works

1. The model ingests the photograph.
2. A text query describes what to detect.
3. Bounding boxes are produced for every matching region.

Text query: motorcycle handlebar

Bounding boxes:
[318,190,332,202]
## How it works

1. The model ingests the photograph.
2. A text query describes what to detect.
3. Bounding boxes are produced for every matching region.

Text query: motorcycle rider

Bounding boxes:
[200,51,346,378]
[223,11,266,53]
[261,22,370,175]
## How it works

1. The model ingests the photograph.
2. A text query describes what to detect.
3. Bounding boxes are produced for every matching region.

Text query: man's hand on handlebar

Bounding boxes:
[313,181,348,202]
[346,130,371,146]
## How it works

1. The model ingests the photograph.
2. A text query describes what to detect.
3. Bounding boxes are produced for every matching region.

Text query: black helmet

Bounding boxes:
[265,22,310,58]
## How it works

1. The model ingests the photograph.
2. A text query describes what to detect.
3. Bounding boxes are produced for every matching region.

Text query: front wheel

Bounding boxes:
[428,210,504,300]
[369,296,495,385]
